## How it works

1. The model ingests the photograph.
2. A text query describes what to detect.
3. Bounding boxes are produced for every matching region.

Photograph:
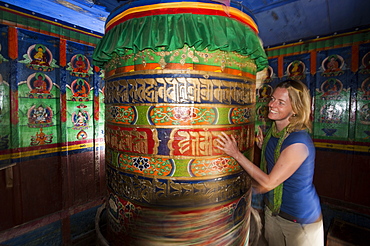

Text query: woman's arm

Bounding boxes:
[217,132,308,193]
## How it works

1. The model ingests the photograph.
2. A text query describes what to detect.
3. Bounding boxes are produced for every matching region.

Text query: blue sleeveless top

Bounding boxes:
[265,130,321,224]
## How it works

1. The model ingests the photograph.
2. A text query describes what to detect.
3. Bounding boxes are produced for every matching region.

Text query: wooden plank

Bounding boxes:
[327,219,370,246]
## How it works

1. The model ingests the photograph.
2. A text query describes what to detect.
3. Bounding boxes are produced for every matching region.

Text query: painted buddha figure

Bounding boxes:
[31,46,50,66]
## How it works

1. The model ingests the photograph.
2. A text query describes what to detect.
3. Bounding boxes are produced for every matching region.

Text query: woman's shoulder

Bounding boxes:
[289,129,310,137]
[284,130,313,146]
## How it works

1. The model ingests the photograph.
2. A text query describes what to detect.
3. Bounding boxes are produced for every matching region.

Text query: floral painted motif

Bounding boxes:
[118,154,174,176]
[106,105,136,125]
[188,157,241,177]
[132,156,150,171]
[149,106,217,125]
[229,107,253,124]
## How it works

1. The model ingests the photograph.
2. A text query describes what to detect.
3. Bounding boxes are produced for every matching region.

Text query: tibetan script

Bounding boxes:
[105,125,158,155]
[105,77,254,105]
[169,125,253,156]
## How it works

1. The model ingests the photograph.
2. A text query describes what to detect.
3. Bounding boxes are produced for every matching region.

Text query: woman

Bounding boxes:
[217,80,323,246]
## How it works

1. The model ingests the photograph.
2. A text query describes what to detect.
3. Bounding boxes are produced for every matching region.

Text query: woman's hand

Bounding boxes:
[216,132,240,158]
[255,126,264,149]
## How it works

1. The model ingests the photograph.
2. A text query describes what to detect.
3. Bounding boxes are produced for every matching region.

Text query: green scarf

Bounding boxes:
[260,122,290,215]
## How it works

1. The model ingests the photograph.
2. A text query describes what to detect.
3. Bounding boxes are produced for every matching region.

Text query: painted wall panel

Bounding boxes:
[356,43,370,143]
[314,47,353,141]
[0,26,106,237]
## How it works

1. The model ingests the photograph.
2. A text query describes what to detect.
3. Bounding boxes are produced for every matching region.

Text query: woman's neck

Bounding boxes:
[275,121,289,132]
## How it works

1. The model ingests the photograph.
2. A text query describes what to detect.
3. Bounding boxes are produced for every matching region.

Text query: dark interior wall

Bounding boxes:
[0,151,106,229]
[315,149,370,211]
[0,151,106,240]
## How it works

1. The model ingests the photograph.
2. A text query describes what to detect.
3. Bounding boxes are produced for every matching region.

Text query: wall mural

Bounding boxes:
[255,62,277,134]
[19,44,59,71]
[0,27,105,167]
[316,77,347,138]
[256,43,370,149]
[30,128,53,146]
[356,44,370,142]
[27,73,53,98]
[287,60,306,81]
[27,104,53,127]
[17,30,59,149]
[67,54,93,77]
[321,54,345,77]
[0,75,10,152]
[66,41,97,142]
[72,103,90,140]
[315,48,351,141]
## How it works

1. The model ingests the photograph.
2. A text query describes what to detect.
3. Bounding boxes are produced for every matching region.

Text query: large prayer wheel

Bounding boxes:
[93,1,268,245]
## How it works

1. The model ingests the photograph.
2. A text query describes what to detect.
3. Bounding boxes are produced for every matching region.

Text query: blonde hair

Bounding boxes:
[275,80,312,132]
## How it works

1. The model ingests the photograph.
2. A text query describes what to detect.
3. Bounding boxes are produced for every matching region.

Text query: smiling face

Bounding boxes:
[268,87,295,130]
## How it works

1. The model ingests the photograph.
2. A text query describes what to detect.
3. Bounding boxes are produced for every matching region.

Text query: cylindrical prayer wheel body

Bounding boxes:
[93,1,268,245]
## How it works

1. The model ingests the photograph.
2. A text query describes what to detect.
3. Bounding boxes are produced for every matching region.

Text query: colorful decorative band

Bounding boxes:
[104,71,255,105]
[0,139,105,163]
[106,164,251,207]
[105,149,250,177]
[105,124,255,157]
[152,105,218,125]
[105,2,258,33]
[103,45,258,78]
[105,104,254,126]
[106,64,256,78]
[314,141,370,152]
